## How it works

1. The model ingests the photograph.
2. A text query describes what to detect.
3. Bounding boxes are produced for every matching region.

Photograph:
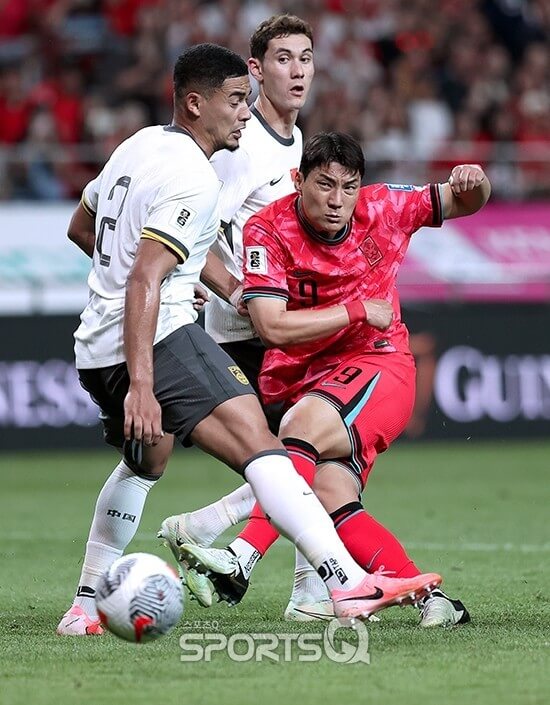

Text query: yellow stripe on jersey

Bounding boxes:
[141,227,188,263]
[80,195,95,217]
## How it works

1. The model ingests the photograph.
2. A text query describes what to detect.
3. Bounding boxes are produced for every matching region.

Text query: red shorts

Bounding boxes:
[303,352,416,490]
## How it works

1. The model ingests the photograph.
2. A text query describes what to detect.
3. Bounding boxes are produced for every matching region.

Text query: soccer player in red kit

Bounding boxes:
[177,132,490,626]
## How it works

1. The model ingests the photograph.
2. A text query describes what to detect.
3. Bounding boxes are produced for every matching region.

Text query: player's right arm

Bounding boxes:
[243,217,392,348]
[123,171,220,446]
[247,297,391,347]
[67,176,102,257]
[123,239,178,446]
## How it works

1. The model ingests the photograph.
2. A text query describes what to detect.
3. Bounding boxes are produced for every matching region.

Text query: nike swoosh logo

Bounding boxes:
[269,175,284,186]
[293,607,331,619]
[338,587,384,601]
[291,270,315,278]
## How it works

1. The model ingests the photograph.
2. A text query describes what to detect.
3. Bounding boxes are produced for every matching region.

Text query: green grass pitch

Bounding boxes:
[1,441,548,705]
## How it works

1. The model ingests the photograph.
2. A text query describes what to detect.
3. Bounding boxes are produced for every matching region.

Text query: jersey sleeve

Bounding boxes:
[242,216,289,302]
[81,171,103,216]
[372,183,444,236]
[141,174,219,264]
[210,146,256,224]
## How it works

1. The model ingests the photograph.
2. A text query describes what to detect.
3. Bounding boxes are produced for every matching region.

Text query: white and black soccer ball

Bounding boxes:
[95,552,184,643]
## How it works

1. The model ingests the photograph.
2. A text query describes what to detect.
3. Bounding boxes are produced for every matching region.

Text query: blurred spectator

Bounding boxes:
[0,66,32,144]
[16,108,68,200]
[0,0,548,200]
[0,0,35,63]
[30,65,85,143]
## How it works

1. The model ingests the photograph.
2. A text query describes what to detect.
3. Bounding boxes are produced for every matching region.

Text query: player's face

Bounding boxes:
[296,163,361,237]
[250,34,314,113]
[202,76,251,153]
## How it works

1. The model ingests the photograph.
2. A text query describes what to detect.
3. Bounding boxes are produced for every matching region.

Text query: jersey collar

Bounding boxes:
[295,197,351,245]
[164,124,208,158]
[251,106,295,147]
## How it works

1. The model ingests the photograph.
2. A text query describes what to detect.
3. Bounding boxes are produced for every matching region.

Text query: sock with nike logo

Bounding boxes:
[331,502,421,577]
[242,450,366,591]
[235,438,319,556]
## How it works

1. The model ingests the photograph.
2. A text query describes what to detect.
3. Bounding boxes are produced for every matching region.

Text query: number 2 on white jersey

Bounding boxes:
[96,176,131,267]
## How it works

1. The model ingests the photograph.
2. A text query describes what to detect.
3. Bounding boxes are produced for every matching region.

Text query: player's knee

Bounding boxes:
[279,400,337,451]
[278,406,316,445]
[313,464,361,513]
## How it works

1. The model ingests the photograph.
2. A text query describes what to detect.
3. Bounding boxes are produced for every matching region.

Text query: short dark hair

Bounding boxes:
[173,43,248,100]
[250,14,313,60]
[300,133,365,180]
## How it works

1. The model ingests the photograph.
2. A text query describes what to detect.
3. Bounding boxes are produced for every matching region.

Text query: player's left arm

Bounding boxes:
[441,164,491,220]
[200,250,248,316]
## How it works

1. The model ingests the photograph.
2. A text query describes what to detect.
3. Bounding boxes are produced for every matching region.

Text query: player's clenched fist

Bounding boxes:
[448,164,486,194]
[363,299,393,331]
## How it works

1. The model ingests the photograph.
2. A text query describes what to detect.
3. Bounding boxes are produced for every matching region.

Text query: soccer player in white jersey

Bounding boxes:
[57,42,441,636]
[204,15,310,380]
[159,18,467,629]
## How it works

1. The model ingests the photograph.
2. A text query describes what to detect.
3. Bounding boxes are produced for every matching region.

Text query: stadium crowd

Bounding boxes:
[0,0,549,201]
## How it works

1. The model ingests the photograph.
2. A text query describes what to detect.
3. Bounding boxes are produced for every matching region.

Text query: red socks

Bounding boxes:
[236,438,319,555]
[331,502,421,577]
[237,442,421,579]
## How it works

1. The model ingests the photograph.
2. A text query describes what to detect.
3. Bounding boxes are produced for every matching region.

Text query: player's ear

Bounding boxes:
[294,171,304,193]
[184,91,202,118]
[248,57,262,83]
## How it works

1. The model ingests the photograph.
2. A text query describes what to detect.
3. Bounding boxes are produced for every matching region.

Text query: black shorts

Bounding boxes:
[79,324,255,448]
[220,338,283,434]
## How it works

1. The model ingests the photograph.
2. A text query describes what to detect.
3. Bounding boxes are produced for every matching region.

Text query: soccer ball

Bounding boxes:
[95,552,184,643]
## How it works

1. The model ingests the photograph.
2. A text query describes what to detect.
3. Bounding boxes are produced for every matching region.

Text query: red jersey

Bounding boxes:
[242,183,443,405]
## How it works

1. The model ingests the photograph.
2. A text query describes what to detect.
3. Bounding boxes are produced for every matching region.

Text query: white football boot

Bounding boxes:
[158,516,214,607]
[418,590,470,628]
[177,544,248,606]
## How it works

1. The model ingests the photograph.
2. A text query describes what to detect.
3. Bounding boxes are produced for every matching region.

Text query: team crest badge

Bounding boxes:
[361,237,383,266]
[228,366,249,385]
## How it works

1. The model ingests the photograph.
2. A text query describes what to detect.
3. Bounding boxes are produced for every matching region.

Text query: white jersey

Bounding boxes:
[206,106,302,343]
[74,125,221,369]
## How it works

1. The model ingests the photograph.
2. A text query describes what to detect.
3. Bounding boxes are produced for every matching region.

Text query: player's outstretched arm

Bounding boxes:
[247,296,392,348]
[67,201,96,257]
[441,164,491,220]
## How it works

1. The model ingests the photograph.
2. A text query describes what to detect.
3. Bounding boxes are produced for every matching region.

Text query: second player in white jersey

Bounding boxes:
[206,106,302,343]
[74,124,221,369]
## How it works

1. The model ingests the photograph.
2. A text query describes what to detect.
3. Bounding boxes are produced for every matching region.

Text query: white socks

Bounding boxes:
[228,536,262,580]
[222,484,255,525]
[73,460,156,617]
[290,550,330,603]
[243,452,365,593]
[183,484,255,546]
